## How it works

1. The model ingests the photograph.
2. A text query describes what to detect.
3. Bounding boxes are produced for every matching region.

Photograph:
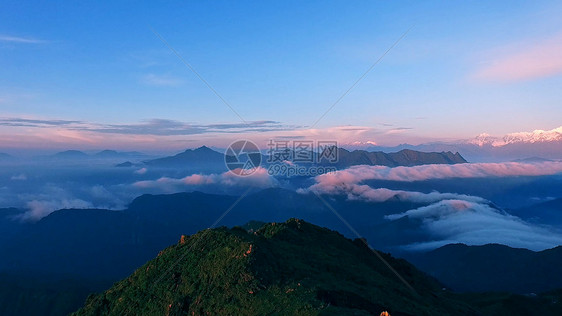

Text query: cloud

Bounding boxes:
[384,127,413,135]
[86,119,290,136]
[0,117,293,137]
[133,167,277,193]
[385,199,562,251]
[5,183,127,222]
[301,161,562,251]
[134,168,147,175]
[473,33,562,82]
[308,161,562,184]
[16,199,93,222]
[0,35,47,44]
[300,162,494,205]
[140,74,184,86]
[10,174,27,181]
[301,182,486,204]
[0,117,82,127]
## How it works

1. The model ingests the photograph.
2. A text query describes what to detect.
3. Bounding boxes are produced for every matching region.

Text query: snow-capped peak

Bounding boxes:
[468,126,562,147]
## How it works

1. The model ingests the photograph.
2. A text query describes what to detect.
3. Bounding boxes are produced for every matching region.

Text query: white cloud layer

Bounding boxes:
[133,167,277,192]
[17,199,93,222]
[386,199,562,251]
[310,161,562,184]
[302,162,562,251]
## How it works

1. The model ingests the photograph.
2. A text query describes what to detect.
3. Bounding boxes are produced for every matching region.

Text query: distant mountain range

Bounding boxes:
[0,153,13,160]
[468,126,562,147]
[73,220,562,316]
[405,243,562,294]
[143,145,467,170]
[346,126,562,161]
[510,198,562,226]
[334,148,466,168]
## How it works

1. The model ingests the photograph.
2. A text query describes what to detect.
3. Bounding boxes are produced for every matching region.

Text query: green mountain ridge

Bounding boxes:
[72,219,562,316]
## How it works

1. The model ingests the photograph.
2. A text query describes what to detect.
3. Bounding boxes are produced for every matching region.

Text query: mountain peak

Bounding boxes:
[53,150,88,158]
[195,145,213,151]
[73,219,477,315]
[468,126,562,147]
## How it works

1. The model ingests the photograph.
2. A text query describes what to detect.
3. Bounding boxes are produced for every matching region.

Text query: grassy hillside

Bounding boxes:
[73,219,479,315]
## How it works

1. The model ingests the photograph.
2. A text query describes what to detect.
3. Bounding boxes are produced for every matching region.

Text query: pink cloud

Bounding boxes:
[309,161,562,184]
[133,167,277,193]
[300,161,562,203]
[300,182,486,204]
[473,33,562,82]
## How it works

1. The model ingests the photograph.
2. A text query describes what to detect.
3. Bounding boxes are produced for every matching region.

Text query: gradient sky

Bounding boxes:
[1,1,562,152]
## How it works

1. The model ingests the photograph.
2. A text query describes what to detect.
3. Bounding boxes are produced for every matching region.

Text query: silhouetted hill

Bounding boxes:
[0,272,111,316]
[73,219,478,315]
[510,198,562,226]
[145,146,467,171]
[52,150,89,159]
[145,146,226,168]
[115,161,134,167]
[94,150,145,158]
[1,209,152,280]
[405,243,562,294]
[512,157,554,163]
[334,148,467,168]
[0,208,27,249]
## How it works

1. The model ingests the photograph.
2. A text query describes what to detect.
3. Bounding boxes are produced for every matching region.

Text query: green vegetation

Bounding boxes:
[73,219,562,315]
[73,219,472,315]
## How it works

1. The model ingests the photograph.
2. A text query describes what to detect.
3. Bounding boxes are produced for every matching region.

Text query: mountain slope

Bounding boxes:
[73,219,477,316]
[334,148,467,168]
[52,150,89,159]
[145,146,467,170]
[405,243,562,293]
[145,146,225,168]
[509,198,562,226]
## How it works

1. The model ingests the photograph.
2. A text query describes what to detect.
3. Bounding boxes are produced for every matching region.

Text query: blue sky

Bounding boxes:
[1,1,562,151]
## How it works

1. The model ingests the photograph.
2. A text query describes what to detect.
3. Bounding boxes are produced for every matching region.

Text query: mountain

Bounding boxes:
[0,153,13,160]
[0,272,110,316]
[115,161,134,167]
[73,219,478,315]
[93,150,146,159]
[334,148,467,168]
[145,146,226,169]
[405,243,562,294]
[0,208,153,280]
[468,126,562,147]
[3,190,562,315]
[145,146,467,171]
[512,157,554,163]
[52,150,89,159]
[344,126,562,162]
[509,198,562,226]
[0,208,27,249]
[73,220,562,316]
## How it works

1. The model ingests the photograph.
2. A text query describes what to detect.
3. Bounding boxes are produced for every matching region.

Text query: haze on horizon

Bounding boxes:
[1,1,562,153]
